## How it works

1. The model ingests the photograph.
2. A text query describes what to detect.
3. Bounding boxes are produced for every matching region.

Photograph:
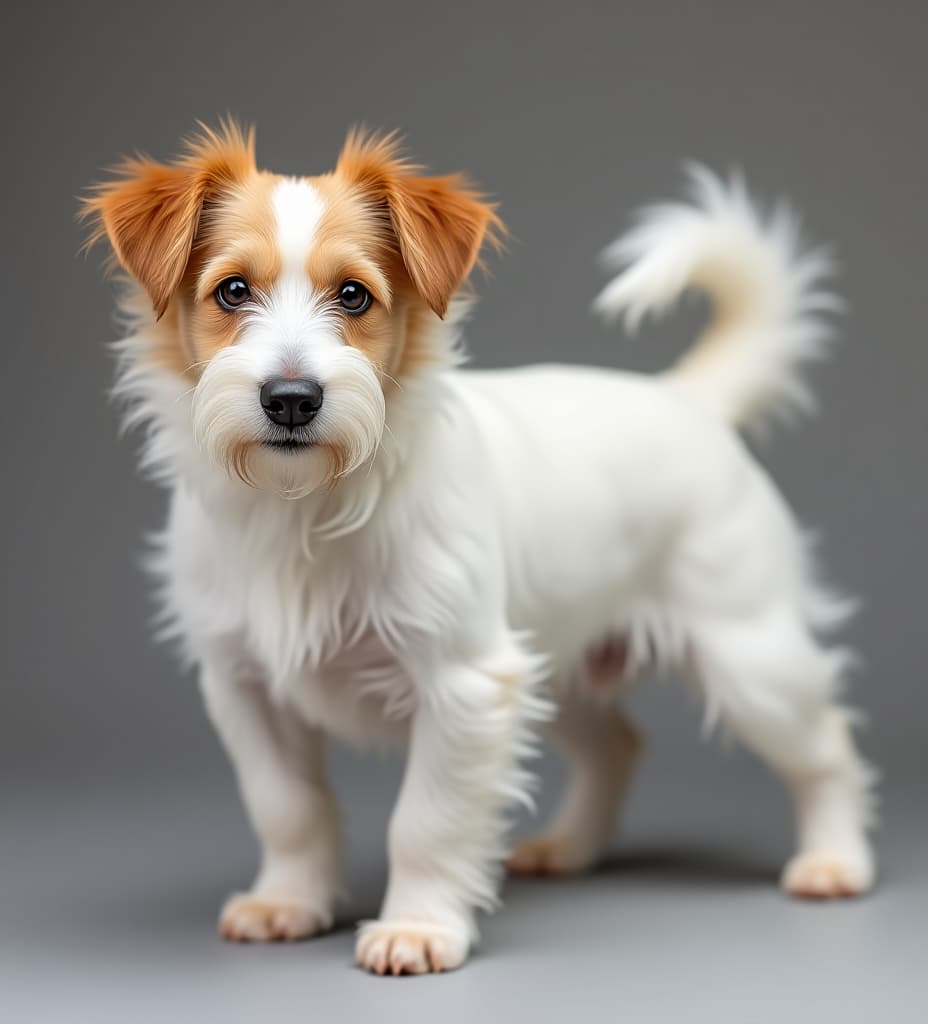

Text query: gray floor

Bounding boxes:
[5,741,925,1023]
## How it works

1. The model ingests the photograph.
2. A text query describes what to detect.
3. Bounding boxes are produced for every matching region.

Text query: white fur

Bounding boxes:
[110,167,875,974]
[272,178,325,271]
[595,165,840,432]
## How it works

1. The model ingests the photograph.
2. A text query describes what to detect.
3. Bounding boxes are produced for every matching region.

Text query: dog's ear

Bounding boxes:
[336,130,503,318]
[82,122,256,319]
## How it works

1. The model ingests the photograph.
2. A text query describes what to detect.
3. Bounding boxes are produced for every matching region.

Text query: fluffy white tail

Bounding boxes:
[594,166,840,432]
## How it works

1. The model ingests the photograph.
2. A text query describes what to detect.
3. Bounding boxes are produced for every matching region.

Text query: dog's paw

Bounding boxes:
[355,920,469,976]
[219,893,332,942]
[782,849,874,900]
[506,834,595,877]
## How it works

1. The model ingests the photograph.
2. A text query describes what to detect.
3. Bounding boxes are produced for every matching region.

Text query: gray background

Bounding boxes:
[3,1,925,1020]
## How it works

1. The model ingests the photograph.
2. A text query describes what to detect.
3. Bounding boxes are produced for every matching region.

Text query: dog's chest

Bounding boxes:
[284,631,415,745]
[169,492,419,742]
[237,552,415,738]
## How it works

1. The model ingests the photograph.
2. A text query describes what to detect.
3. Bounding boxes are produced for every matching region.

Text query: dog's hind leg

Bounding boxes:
[507,687,642,877]
[686,603,876,898]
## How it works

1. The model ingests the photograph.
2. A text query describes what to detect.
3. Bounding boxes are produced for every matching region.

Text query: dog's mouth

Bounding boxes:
[264,434,313,453]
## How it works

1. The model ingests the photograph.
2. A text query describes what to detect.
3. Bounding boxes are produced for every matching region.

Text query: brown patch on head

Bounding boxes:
[303,129,504,385]
[191,172,281,303]
[183,172,280,366]
[306,174,397,372]
[333,130,504,319]
[82,121,258,318]
[84,123,285,378]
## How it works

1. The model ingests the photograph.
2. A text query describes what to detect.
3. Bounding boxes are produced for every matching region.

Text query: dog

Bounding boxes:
[84,123,875,975]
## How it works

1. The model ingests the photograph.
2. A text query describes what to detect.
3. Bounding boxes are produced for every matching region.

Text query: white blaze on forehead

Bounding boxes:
[272,178,325,276]
[264,176,338,375]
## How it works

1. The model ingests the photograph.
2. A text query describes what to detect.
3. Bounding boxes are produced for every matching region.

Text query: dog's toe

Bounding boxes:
[218,893,331,942]
[356,921,468,976]
[782,850,873,899]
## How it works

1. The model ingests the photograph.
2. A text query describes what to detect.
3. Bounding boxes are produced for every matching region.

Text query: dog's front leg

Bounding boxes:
[356,658,532,975]
[200,663,341,942]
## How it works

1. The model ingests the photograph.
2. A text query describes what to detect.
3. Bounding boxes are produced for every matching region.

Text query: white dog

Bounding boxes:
[85,124,875,975]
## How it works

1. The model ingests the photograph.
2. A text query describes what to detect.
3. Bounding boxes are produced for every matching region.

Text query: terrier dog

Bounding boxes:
[85,124,875,975]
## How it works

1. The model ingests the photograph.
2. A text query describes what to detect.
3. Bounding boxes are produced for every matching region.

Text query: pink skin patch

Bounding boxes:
[585,635,630,688]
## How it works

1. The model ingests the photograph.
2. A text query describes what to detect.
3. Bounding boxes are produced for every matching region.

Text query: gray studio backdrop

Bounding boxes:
[2,1,925,1019]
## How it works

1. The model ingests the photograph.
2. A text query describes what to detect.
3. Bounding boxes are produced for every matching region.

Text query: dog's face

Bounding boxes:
[85,125,500,497]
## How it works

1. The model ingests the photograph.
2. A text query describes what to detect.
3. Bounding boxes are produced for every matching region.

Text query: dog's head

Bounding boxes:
[84,123,501,497]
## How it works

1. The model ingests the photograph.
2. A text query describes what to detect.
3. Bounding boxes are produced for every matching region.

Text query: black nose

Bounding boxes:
[259,378,324,428]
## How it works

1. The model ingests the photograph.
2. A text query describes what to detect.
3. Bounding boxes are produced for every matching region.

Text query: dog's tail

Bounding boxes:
[593,165,840,433]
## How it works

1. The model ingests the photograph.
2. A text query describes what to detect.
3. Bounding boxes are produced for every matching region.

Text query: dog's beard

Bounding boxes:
[192,345,386,499]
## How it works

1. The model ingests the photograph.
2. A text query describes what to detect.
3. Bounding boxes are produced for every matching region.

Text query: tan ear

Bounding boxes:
[336,131,503,317]
[82,122,256,318]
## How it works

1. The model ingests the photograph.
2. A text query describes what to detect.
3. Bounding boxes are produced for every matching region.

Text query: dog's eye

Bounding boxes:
[215,276,251,311]
[338,280,372,315]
